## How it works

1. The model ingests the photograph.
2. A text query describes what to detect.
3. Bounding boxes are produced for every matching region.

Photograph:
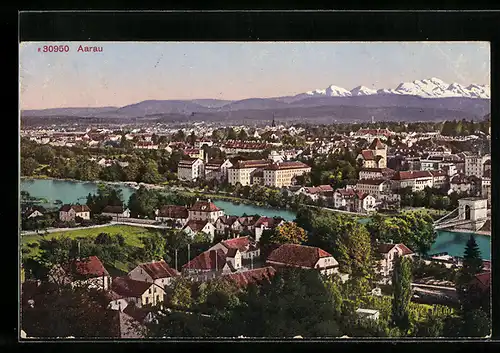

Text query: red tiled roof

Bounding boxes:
[369,138,386,150]
[471,272,490,291]
[139,260,180,279]
[102,205,125,214]
[377,243,413,256]
[264,161,310,171]
[178,158,200,166]
[189,201,221,212]
[62,256,109,279]
[59,204,91,213]
[183,220,210,233]
[226,248,239,258]
[357,179,387,186]
[231,159,271,169]
[182,249,226,271]
[377,243,396,253]
[111,276,153,298]
[361,150,375,160]
[254,216,285,228]
[429,171,448,177]
[221,236,252,252]
[158,205,189,219]
[305,185,334,194]
[222,267,277,288]
[391,171,433,180]
[266,244,334,269]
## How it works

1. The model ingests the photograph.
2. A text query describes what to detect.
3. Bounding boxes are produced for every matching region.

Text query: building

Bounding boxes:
[266,244,339,276]
[221,266,276,288]
[49,256,111,290]
[184,148,204,160]
[358,167,396,180]
[356,179,392,200]
[177,158,204,181]
[228,160,271,186]
[253,216,286,242]
[356,138,387,169]
[391,171,434,192]
[355,309,380,321]
[481,169,491,208]
[127,260,180,289]
[108,276,164,311]
[465,154,490,178]
[188,199,224,223]
[356,193,377,213]
[376,243,414,277]
[293,185,334,201]
[263,161,311,188]
[182,220,217,241]
[448,174,481,196]
[429,171,449,189]
[155,205,189,227]
[182,249,243,281]
[101,206,131,219]
[208,236,260,261]
[204,159,233,182]
[58,204,91,222]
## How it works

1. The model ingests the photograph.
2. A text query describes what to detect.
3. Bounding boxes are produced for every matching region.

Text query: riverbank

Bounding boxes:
[448,228,491,236]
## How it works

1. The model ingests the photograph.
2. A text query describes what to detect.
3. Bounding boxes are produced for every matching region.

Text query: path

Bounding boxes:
[20,217,172,236]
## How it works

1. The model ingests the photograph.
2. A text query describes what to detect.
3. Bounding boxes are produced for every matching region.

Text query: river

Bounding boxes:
[20,178,490,260]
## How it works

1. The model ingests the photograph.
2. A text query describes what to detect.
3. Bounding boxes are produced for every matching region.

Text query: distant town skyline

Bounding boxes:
[20,42,490,110]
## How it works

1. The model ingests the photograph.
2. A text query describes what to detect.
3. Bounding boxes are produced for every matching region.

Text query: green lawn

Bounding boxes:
[21,224,162,278]
[21,225,158,259]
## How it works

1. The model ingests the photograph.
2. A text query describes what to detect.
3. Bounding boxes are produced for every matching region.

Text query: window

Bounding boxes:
[146,297,149,304]
[149,288,152,294]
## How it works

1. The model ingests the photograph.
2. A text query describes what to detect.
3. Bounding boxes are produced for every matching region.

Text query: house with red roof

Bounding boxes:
[208,236,260,261]
[48,256,111,290]
[188,199,225,223]
[59,204,91,222]
[391,170,434,192]
[266,244,340,276]
[128,260,180,289]
[182,220,217,242]
[293,185,334,201]
[253,216,286,242]
[221,266,276,288]
[469,271,490,293]
[182,249,242,281]
[376,243,414,277]
[356,138,388,169]
[155,205,189,227]
[107,276,164,312]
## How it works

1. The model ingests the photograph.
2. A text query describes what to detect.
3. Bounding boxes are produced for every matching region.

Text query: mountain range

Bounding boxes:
[21,77,490,123]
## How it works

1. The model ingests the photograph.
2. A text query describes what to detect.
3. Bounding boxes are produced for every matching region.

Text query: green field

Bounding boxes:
[21,225,161,274]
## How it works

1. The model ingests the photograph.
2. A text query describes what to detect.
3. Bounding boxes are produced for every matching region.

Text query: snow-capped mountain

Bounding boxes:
[302,78,490,99]
[306,84,352,97]
[350,85,378,96]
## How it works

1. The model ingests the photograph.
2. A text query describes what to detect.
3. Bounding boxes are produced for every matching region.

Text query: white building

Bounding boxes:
[177,158,204,181]
[228,160,271,186]
[263,161,311,188]
[127,260,180,289]
[465,154,490,178]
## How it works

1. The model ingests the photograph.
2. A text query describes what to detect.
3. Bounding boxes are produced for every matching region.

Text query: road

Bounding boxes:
[20,218,171,236]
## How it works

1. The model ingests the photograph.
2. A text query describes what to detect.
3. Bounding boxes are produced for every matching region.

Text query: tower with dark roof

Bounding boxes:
[271,114,276,128]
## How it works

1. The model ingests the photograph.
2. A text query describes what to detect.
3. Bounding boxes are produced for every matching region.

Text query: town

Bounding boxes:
[20,117,491,338]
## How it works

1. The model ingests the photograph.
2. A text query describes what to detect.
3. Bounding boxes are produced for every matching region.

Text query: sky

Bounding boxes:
[19,42,490,110]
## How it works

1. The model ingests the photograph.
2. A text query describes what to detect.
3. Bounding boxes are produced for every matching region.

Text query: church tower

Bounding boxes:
[368,138,387,168]
[271,113,276,128]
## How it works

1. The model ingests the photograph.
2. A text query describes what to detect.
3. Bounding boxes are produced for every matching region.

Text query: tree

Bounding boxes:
[237,129,248,141]
[461,309,490,337]
[127,186,159,218]
[21,157,39,176]
[226,128,237,140]
[141,232,168,262]
[188,131,197,146]
[140,159,162,184]
[169,276,193,309]
[260,222,307,247]
[22,284,119,338]
[335,221,373,277]
[456,235,484,311]
[391,255,412,333]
